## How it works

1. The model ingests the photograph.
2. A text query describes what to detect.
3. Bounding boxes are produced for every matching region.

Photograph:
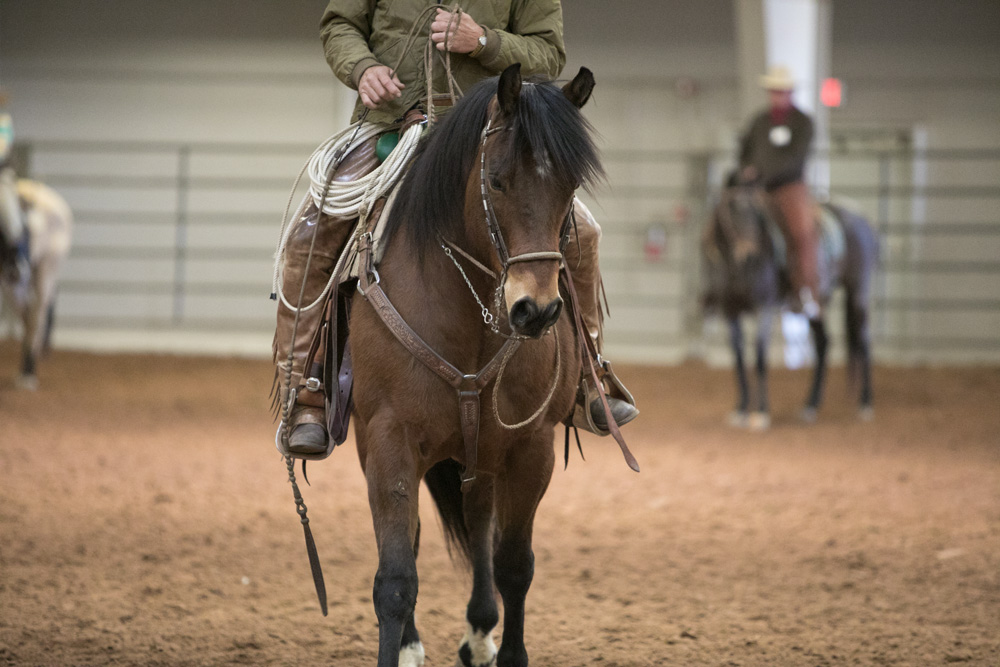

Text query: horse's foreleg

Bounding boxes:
[363,429,422,667]
[399,517,424,667]
[750,309,775,430]
[19,265,57,390]
[846,288,874,420]
[727,315,750,427]
[493,439,554,667]
[17,288,43,390]
[458,477,499,667]
[803,317,829,422]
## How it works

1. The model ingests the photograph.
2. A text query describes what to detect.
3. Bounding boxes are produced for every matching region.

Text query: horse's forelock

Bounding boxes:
[385,76,603,258]
[513,82,603,191]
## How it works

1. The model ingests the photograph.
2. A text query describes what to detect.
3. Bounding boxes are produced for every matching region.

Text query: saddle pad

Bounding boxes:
[765,217,788,270]
[817,203,846,268]
[764,204,846,273]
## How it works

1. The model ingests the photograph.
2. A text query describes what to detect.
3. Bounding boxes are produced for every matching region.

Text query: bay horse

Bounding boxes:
[0,177,73,389]
[347,65,616,667]
[702,179,878,429]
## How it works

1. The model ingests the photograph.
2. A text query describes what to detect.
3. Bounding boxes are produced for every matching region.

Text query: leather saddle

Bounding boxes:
[286,190,399,461]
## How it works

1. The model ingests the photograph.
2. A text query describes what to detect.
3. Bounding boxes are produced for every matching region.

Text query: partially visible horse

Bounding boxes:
[702,180,878,428]
[343,65,631,667]
[0,177,73,389]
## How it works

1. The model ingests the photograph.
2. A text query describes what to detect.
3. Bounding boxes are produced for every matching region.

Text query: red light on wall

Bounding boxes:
[821,78,844,108]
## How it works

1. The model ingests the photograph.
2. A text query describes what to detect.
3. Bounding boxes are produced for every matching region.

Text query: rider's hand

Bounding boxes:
[431,8,484,53]
[359,65,405,109]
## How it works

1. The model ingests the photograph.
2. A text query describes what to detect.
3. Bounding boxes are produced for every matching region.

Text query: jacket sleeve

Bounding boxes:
[476,0,566,79]
[319,0,381,90]
[737,115,759,168]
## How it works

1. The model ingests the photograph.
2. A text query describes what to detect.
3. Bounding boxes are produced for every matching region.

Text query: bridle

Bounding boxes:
[438,112,576,338]
[477,116,570,270]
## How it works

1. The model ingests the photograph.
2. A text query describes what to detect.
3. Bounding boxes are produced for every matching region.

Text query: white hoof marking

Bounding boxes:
[748,412,771,431]
[800,407,818,424]
[460,623,497,667]
[858,406,874,422]
[398,641,425,667]
[16,375,39,391]
[726,411,748,428]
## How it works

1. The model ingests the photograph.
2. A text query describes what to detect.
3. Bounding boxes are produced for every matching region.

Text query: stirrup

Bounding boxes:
[572,359,638,436]
[276,394,334,460]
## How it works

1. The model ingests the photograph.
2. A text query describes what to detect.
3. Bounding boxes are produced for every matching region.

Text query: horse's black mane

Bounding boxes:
[384,75,604,256]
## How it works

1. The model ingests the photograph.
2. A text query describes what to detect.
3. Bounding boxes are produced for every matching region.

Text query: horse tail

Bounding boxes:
[423,458,473,564]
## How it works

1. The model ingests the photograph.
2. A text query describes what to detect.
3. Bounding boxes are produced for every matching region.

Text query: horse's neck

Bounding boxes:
[380,233,496,363]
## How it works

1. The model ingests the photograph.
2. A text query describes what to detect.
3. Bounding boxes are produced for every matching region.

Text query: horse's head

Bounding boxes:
[703,181,774,311]
[386,66,602,339]
[470,65,601,338]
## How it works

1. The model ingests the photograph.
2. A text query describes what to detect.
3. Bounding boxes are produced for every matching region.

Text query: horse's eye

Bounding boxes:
[488,174,505,192]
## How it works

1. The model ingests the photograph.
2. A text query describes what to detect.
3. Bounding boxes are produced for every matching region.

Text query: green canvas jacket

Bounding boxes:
[320,0,566,124]
[738,106,814,191]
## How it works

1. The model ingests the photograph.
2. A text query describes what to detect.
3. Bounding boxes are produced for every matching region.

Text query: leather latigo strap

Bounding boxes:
[358,233,520,487]
[561,267,640,472]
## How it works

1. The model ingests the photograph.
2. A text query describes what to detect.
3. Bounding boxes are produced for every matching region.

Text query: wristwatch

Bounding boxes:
[470,27,487,58]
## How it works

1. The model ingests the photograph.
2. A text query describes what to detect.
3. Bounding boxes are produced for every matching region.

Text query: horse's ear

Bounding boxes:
[497,63,522,117]
[562,67,595,108]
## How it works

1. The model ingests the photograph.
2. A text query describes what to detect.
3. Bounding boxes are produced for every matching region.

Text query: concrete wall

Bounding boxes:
[1,0,998,363]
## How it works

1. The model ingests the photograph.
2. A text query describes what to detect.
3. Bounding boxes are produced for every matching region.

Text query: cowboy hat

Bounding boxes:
[759,65,795,91]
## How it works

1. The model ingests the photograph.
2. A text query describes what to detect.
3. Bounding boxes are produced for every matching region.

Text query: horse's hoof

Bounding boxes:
[858,406,874,422]
[748,412,771,431]
[726,411,749,428]
[399,641,426,667]
[458,625,497,667]
[16,375,39,391]
[800,407,818,424]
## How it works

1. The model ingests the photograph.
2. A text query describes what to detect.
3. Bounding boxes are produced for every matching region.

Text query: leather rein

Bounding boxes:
[357,111,570,491]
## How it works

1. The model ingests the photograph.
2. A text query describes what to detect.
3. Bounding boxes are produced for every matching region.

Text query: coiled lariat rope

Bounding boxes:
[269,118,423,313]
[270,2,465,312]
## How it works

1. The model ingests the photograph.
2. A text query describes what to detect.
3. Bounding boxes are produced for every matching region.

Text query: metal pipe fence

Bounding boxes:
[18,139,1000,364]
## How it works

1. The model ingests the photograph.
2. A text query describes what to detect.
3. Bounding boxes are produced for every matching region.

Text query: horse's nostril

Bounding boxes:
[541,298,563,328]
[510,297,562,337]
[510,297,539,331]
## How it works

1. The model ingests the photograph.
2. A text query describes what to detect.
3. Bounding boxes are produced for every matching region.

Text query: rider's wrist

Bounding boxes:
[469,25,489,58]
[473,27,500,65]
[351,57,382,89]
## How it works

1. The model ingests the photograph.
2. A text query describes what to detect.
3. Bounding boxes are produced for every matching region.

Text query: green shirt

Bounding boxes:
[320,0,566,124]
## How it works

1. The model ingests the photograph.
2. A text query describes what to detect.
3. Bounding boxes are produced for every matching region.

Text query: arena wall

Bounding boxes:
[2,0,997,364]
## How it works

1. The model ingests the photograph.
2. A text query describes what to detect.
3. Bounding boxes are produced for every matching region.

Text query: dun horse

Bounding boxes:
[0,178,72,389]
[702,180,878,428]
[336,65,629,667]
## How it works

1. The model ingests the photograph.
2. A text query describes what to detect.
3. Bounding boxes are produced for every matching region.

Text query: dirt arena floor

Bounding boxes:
[0,348,998,666]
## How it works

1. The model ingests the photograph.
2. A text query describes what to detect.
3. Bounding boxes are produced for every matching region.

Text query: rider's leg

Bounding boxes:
[273,137,379,454]
[564,199,639,433]
[769,181,820,317]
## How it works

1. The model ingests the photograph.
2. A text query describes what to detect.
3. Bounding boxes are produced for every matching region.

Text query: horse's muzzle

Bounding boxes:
[509,296,563,338]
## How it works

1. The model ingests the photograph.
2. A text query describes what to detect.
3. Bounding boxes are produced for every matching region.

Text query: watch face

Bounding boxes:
[479,35,487,46]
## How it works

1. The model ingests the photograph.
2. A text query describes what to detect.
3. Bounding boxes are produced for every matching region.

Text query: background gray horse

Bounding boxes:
[702,181,879,429]
[0,177,73,389]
